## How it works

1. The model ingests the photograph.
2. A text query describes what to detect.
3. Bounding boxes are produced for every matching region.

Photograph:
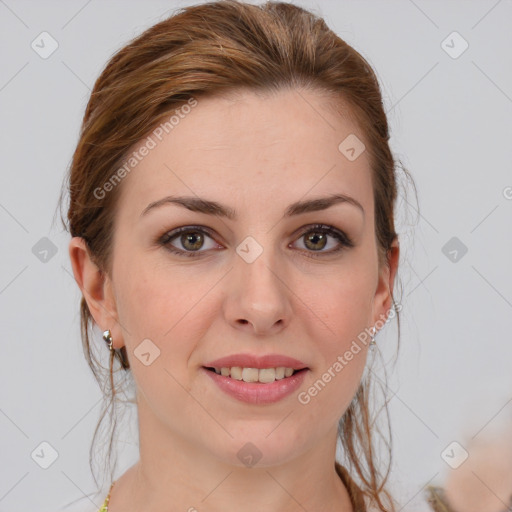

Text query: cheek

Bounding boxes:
[302,263,375,335]
[117,270,171,333]
[115,267,204,397]
[116,260,216,361]
[296,265,373,397]
[115,251,191,326]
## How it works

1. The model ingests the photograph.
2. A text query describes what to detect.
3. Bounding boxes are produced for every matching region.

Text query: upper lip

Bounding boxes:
[204,353,308,370]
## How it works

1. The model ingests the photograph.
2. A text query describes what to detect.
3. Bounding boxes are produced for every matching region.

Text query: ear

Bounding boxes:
[371,237,400,331]
[68,237,123,349]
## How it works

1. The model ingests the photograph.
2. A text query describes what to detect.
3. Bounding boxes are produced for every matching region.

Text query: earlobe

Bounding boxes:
[68,237,118,333]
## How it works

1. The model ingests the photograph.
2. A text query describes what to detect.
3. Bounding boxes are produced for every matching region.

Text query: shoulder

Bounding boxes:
[55,488,111,512]
[335,461,447,512]
[423,485,455,512]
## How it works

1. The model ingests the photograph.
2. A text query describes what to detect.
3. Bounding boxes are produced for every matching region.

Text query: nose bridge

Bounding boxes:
[227,233,291,332]
[236,235,282,301]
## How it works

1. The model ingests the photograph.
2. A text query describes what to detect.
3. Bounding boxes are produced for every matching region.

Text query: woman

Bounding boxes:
[62,0,417,510]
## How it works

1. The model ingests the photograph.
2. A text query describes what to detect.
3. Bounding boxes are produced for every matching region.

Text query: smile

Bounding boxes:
[205,366,298,383]
[202,366,309,404]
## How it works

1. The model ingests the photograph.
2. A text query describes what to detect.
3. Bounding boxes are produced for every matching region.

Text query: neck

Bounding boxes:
[110,396,355,512]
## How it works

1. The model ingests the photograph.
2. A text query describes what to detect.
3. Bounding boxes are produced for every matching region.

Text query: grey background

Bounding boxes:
[1,1,511,511]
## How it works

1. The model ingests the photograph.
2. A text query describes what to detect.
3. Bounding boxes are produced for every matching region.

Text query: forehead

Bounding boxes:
[115,87,373,221]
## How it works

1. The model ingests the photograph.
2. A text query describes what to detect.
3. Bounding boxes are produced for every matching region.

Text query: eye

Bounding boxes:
[158,225,220,258]
[291,224,354,257]
[158,223,354,259]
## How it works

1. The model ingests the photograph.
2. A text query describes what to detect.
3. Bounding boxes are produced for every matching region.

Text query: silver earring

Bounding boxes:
[369,326,377,348]
[102,329,114,351]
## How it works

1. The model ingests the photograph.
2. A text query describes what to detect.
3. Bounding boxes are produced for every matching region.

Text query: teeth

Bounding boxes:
[212,367,298,383]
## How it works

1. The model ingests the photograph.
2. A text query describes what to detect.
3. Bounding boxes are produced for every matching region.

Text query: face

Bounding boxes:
[74,87,397,469]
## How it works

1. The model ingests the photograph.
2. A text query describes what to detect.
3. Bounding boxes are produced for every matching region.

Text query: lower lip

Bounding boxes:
[202,367,308,405]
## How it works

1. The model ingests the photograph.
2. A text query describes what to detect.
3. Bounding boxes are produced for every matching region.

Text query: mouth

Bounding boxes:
[203,366,308,384]
[202,364,310,404]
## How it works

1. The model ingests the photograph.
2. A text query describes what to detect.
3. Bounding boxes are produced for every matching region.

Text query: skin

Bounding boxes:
[69,87,399,512]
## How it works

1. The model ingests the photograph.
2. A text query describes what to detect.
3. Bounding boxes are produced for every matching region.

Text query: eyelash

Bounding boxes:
[158,224,354,259]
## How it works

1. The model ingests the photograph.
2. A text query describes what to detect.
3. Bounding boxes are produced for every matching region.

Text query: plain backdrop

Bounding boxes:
[1,1,511,511]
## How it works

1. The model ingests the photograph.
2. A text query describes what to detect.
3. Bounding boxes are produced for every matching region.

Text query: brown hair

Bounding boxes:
[58,1,417,509]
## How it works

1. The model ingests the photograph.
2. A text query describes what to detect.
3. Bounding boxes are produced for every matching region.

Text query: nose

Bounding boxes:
[224,248,292,336]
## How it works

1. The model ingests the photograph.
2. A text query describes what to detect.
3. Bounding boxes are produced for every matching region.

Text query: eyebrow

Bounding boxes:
[140,193,365,220]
